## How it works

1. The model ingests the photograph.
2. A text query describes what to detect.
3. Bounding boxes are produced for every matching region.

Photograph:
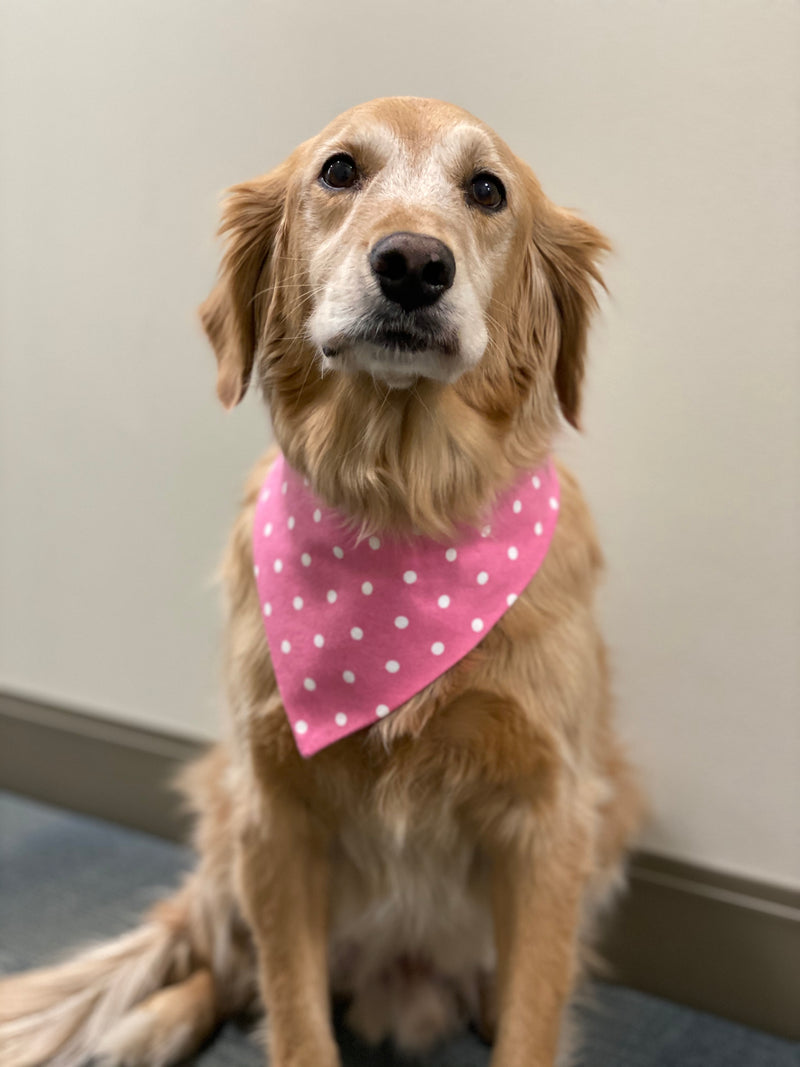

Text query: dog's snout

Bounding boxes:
[369,232,456,312]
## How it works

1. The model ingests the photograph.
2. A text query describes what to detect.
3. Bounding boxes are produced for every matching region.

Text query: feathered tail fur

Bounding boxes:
[0,748,257,1067]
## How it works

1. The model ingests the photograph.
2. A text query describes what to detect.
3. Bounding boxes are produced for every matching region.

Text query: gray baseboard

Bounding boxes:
[0,689,202,842]
[601,851,799,1040]
[1,689,797,1041]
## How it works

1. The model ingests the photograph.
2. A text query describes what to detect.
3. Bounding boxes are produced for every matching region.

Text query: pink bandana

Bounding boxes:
[253,455,559,757]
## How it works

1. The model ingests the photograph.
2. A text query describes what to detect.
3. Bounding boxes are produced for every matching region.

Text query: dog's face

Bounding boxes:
[302,101,518,389]
[201,97,608,532]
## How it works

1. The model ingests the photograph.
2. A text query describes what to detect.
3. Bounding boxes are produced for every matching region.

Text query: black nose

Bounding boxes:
[369,232,456,312]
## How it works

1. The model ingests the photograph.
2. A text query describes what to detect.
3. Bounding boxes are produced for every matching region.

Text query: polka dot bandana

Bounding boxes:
[253,455,560,757]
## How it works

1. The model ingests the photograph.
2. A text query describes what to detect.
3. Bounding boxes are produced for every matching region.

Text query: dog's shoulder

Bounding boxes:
[220,447,280,587]
[547,458,604,597]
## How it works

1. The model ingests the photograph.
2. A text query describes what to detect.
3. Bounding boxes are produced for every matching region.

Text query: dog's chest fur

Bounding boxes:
[328,783,495,992]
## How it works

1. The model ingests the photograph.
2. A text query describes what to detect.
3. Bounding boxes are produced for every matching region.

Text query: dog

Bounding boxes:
[0,96,644,1067]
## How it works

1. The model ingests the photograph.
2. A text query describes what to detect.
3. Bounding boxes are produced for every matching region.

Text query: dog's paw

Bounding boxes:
[346,957,465,1054]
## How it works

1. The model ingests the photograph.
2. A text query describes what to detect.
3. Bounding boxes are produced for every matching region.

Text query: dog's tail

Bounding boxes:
[0,878,222,1067]
[0,752,256,1067]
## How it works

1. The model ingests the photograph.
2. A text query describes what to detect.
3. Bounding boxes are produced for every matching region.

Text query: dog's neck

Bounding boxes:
[263,365,556,539]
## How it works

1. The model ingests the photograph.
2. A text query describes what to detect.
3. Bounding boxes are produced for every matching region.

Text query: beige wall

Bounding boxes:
[1,1,798,888]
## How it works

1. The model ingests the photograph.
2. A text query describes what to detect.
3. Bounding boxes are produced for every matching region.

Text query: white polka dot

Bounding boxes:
[253,565,259,577]
[263,522,273,537]
[507,593,518,606]
[431,641,445,656]
[350,627,363,641]
[293,596,303,610]
[262,602,272,617]
[260,489,270,501]
[403,570,417,584]
[281,481,288,494]
[394,616,409,629]
[313,508,322,523]
[303,678,316,691]
[438,594,450,608]
[335,712,348,726]
[477,571,489,585]
[532,475,541,489]
[513,499,522,514]
[273,559,283,573]
[333,546,344,559]
[295,719,308,734]
[361,581,373,595]
[342,670,355,684]
[481,524,492,538]
[445,548,457,562]
[287,516,295,530]
[303,477,309,487]
[369,536,380,550]
[385,660,400,673]
[376,704,390,717]
[534,521,543,536]
[301,552,311,567]
[550,497,559,510]
[471,618,484,633]
[327,590,337,603]
[508,546,519,561]
[281,639,291,653]
[313,633,325,648]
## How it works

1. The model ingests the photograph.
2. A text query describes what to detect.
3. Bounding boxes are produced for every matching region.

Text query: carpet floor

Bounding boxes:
[0,790,797,1067]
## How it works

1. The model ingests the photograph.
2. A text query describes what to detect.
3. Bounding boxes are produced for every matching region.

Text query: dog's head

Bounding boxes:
[201,97,608,533]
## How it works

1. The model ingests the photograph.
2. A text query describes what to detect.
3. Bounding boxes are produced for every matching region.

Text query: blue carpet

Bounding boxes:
[0,790,797,1067]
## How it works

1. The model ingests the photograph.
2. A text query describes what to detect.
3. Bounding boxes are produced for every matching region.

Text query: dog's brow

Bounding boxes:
[322,123,399,163]
[437,123,502,171]
[442,123,489,150]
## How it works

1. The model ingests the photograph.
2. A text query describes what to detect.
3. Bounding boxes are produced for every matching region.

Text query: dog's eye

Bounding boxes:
[468,172,506,211]
[319,154,359,190]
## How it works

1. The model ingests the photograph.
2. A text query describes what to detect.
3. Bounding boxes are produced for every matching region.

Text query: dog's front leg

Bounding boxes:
[488,806,590,1067]
[236,793,340,1067]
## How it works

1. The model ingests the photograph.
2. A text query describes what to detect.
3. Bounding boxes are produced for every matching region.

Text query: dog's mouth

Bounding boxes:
[322,311,459,362]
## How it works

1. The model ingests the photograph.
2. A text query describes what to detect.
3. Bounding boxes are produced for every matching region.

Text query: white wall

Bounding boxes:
[1,1,798,888]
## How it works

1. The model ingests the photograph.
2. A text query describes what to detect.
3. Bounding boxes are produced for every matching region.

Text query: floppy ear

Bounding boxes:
[534,206,610,429]
[199,166,288,409]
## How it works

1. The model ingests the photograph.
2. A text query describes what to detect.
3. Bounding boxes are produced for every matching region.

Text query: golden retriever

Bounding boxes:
[0,96,643,1067]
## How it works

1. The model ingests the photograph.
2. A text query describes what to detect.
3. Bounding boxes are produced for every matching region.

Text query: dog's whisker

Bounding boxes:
[249,280,326,307]
[292,349,318,409]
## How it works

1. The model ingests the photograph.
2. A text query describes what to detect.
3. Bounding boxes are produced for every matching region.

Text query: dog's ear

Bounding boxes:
[533,205,610,429]
[199,166,288,409]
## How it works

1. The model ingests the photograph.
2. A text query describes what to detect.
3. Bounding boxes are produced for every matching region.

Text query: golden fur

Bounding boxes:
[0,97,643,1067]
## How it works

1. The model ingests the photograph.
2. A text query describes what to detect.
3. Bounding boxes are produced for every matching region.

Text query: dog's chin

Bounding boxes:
[318,322,488,388]
[322,340,469,388]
